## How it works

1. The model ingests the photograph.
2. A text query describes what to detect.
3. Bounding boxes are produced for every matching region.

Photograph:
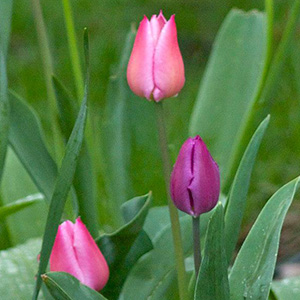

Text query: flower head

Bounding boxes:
[50,218,109,291]
[127,11,185,102]
[170,136,220,217]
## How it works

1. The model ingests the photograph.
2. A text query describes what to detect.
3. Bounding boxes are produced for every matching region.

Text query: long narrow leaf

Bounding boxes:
[52,76,98,237]
[0,193,44,219]
[229,177,300,300]
[195,203,229,300]
[9,91,57,201]
[0,0,13,56]
[32,29,90,300]
[224,116,270,264]
[0,1,12,247]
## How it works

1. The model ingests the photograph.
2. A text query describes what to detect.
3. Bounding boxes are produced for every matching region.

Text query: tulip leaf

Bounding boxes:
[0,238,46,300]
[33,29,90,299]
[1,149,48,245]
[122,215,193,300]
[8,91,57,201]
[229,177,300,300]
[189,9,266,188]
[97,193,153,299]
[224,115,270,264]
[52,75,98,237]
[0,0,13,56]
[0,193,44,219]
[271,276,300,300]
[0,9,11,247]
[42,272,107,300]
[195,203,230,300]
[0,50,9,181]
[100,28,135,226]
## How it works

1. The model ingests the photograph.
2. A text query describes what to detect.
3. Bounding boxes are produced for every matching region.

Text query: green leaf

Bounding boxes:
[1,148,47,245]
[0,50,9,181]
[189,9,266,187]
[0,238,45,299]
[224,116,270,264]
[33,30,90,298]
[0,9,12,247]
[52,76,77,140]
[229,177,300,300]
[0,193,44,219]
[122,215,193,300]
[195,203,229,300]
[100,28,135,226]
[8,91,57,201]
[260,0,300,105]
[42,272,107,300]
[52,76,98,237]
[0,0,13,56]
[271,276,300,300]
[97,193,153,299]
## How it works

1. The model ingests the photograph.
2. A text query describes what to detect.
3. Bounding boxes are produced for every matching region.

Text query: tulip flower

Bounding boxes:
[50,218,109,291]
[170,136,220,217]
[127,11,185,102]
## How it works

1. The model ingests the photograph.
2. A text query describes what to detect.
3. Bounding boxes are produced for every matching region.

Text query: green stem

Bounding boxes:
[31,0,62,160]
[155,102,188,300]
[192,216,201,277]
[61,0,84,101]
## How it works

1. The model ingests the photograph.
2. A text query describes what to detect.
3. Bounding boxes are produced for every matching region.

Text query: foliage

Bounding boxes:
[0,0,300,299]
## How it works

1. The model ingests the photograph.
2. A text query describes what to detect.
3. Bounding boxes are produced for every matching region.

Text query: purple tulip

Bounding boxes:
[50,218,109,291]
[170,136,220,217]
[127,11,185,102]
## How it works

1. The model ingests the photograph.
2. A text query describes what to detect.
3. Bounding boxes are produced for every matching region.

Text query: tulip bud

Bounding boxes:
[127,11,185,102]
[50,218,109,291]
[170,136,220,217]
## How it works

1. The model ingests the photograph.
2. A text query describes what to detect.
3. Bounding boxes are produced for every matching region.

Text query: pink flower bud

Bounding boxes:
[50,218,109,291]
[127,11,185,102]
[170,136,220,217]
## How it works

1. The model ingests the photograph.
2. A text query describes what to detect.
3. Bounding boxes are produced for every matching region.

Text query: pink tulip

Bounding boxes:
[50,218,109,291]
[170,136,220,217]
[127,11,185,102]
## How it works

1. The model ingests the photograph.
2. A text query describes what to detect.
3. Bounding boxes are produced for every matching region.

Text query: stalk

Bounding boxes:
[192,216,201,277]
[155,102,188,300]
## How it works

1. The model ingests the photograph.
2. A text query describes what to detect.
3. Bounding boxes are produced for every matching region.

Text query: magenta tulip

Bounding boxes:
[127,11,185,102]
[170,136,220,217]
[50,218,109,291]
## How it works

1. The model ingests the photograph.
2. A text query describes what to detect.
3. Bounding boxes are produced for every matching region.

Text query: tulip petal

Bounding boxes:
[74,218,109,291]
[50,221,84,283]
[150,12,166,45]
[153,15,185,101]
[127,16,155,100]
[190,137,220,215]
[170,137,195,215]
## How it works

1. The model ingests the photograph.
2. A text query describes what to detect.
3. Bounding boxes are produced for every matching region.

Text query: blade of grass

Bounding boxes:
[32,29,90,300]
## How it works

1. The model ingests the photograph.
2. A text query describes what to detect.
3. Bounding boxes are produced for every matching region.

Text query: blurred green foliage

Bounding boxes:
[6,0,300,228]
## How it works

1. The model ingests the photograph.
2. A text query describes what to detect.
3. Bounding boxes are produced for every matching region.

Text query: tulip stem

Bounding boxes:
[192,216,201,277]
[154,102,188,300]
